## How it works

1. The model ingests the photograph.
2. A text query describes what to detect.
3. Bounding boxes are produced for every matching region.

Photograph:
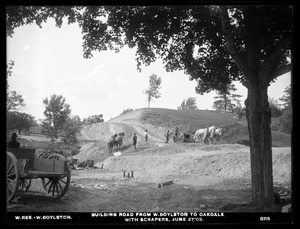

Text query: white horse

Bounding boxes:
[207,126,223,144]
[193,128,209,143]
[194,126,223,144]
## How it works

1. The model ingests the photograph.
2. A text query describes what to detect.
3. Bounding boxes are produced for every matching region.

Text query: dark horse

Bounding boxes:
[107,132,125,154]
[114,132,125,150]
[107,136,116,154]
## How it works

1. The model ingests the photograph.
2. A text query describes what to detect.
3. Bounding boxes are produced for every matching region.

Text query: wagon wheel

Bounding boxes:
[41,154,71,199]
[46,153,65,160]
[7,152,20,203]
[19,178,31,191]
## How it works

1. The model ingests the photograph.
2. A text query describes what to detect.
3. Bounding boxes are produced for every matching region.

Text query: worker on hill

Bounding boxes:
[133,133,137,150]
[165,130,170,143]
[174,126,179,142]
[144,129,148,142]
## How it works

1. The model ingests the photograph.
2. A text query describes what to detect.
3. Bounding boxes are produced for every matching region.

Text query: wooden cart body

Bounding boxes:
[7,148,71,203]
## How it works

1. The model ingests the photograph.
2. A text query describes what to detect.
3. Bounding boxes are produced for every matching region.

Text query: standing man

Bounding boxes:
[144,129,148,142]
[174,126,179,142]
[7,132,20,148]
[165,130,170,143]
[133,133,137,150]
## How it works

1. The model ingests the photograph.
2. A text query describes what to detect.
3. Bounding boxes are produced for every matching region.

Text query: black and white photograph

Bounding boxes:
[6,5,293,224]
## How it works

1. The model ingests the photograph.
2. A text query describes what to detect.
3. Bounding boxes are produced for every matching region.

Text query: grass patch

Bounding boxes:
[218,123,291,147]
[139,108,237,134]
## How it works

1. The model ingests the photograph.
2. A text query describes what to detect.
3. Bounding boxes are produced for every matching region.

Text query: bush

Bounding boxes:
[218,122,291,147]
[271,108,292,134]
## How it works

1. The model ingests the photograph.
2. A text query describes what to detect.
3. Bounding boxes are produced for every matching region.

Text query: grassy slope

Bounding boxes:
[13,108,291,149]
[136,108,291,147]
[218,122,291,147]
[138,108,237,133]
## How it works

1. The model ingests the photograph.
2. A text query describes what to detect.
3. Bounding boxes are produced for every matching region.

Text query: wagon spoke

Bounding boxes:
[19,182,24,190]
[48,182,53,194]
[44,179,51,188]
[7,152,20,202]
[57,180,64,192]
[19,178,31,191]
[52,182,56,196]
[7,156,13,167]
[7,162,15,176]
[56,183,61,196]
[58,178,67,185]
[7,179,16,192]
[55,182,59,197]
[7,170,16,179]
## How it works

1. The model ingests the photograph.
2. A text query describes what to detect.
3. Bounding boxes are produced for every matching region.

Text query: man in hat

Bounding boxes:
[7,132,20,148]
[133,133,137,150]
[165,130,170,143]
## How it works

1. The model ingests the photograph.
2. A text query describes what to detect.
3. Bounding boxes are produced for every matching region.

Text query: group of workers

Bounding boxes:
[132,127,179,150]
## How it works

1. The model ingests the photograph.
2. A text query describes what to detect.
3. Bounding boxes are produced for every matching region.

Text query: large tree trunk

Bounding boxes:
[245,81,275,209]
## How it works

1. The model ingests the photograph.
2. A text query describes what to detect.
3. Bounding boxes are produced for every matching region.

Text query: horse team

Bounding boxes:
[107,132,125,154]
[193,126,223,145]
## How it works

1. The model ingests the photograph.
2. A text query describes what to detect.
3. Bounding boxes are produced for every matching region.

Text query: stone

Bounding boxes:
[200,204,206,209]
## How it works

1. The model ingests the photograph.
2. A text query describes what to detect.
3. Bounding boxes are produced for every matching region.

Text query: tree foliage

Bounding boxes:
[6,60,14,90]
[7,111,35,134]
[6,60,26,112]
[279,85,292,110]
[6,59,32,134]
[213,83,242,113]
[42,94,71,139]
[268,98,283,118]
[143,74,162,108]
[177,97,198,110]
[271,85,292,134]
[83,114,104,124]
[6,6,291,90]
[121,108,133,115]
[232,101,246,120]
[61,115,83,145]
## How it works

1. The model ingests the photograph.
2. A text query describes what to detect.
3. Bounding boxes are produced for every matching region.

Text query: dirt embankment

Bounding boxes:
[97,144,291,186]
[8,143,291,213]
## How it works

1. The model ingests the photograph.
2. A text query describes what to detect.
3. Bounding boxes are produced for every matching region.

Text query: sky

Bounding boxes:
[7,18,291,122]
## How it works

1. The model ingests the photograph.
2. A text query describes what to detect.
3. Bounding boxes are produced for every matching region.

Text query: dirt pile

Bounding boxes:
[75,108,291,177]
[97,144,291,186]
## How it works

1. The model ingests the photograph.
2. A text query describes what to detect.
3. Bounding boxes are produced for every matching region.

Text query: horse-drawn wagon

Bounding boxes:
[6,148,71,203]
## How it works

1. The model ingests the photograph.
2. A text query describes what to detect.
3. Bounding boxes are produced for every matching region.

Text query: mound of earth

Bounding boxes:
[96,144,291,186]
[75,108,290,164]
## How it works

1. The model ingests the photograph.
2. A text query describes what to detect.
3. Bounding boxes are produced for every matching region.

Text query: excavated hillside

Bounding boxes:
[74,108,291,163]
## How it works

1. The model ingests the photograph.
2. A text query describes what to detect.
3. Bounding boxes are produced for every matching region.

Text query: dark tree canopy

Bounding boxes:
[76,5,291,93]
[7,5,291,93]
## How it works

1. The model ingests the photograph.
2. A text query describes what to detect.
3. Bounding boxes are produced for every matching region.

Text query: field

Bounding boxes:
[7,108,292,214]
